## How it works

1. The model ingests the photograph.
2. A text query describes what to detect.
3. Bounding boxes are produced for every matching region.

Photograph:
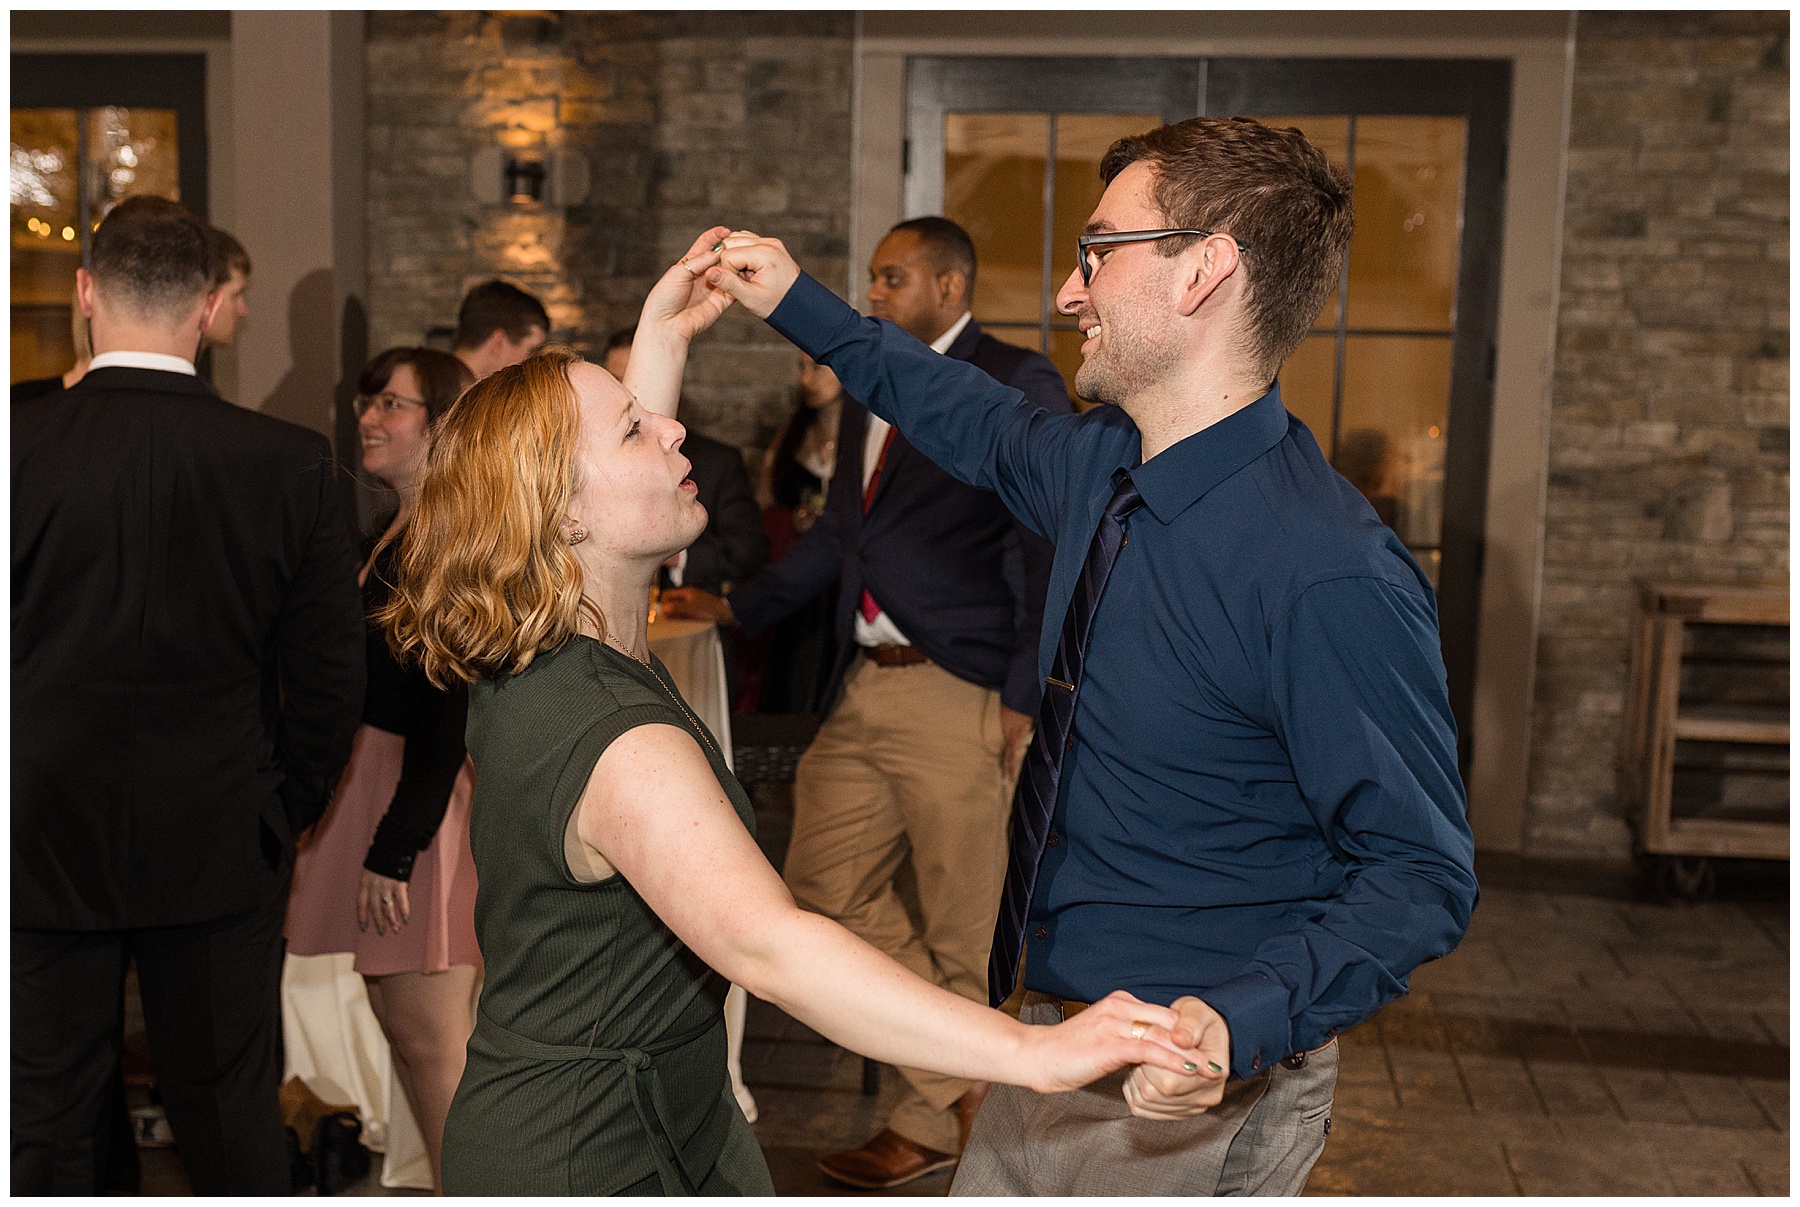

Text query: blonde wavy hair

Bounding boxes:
[379,346,605,685]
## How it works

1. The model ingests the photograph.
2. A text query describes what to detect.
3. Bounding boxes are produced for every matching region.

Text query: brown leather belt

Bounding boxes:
[1020,991,1336,1069]
[861,644,929,667]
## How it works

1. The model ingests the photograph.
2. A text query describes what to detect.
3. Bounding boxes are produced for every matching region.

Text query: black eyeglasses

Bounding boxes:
[353,391,428,418]
[1076,228,1250,286]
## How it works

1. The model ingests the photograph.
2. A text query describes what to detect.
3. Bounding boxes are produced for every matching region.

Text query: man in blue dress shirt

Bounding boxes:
[697,116,1477,1195]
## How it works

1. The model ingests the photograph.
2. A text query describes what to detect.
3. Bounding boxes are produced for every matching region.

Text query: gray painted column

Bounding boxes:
[229,11,365,452]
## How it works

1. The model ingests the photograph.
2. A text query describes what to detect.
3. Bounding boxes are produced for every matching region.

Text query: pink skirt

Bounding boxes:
[286,724,481,976]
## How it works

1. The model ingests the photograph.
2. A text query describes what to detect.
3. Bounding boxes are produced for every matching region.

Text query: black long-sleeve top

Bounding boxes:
[359,538,468,882]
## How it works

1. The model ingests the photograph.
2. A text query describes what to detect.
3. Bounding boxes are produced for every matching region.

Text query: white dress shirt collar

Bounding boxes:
[852,312,972,649]
[87,351,197,376]
[929,311,974,355]
[865,309,976,479]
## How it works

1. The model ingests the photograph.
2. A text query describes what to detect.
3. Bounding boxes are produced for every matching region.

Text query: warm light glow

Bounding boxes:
[27,217,40,231]
[1428,425,1441,438]
[61,226,74,240]
[36,223,49,237]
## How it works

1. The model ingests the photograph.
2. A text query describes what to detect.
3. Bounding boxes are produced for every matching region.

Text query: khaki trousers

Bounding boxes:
[783,655,1013,1154]
[952,1001,1337,1196]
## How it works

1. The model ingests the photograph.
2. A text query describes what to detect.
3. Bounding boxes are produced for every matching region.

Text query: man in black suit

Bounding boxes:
[665,217,1072,1188]
[12,196,365,1194]
[453,278,550,379]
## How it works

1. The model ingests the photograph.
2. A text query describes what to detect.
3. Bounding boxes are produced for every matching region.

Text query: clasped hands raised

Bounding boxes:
[625,225,801,349]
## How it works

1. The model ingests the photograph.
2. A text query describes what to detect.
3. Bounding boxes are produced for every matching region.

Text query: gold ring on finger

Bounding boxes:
[1130,1021,1150,1040]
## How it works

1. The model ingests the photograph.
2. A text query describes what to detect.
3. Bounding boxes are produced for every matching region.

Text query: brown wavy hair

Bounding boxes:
[377,346,605,685]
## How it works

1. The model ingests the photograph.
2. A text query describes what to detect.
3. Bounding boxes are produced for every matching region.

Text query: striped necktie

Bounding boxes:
[988,472,1144,1005]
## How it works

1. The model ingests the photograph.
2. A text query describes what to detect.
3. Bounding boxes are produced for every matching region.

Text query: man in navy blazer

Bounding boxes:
[665,217,1071,1187]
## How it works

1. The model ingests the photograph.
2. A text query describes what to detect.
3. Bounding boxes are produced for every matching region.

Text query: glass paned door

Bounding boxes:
[1259,113,1469,586]
[10,106,181,382]
[10,109,83,381]
[908,55,1510,771]
[11,52,207,385]
[943,113,1049,328]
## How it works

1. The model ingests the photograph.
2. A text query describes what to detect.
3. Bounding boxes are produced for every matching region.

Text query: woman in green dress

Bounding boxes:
[380,228,1212,1196]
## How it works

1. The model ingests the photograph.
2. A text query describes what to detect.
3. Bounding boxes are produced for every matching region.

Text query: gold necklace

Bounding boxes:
[649,669,721,761]
[602,637,722,762]
[603,634,648,665]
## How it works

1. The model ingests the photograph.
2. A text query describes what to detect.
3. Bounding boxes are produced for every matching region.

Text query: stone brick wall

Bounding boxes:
[364,11,854,452]
[362,13,1786,859]
[1527,11,1789,855]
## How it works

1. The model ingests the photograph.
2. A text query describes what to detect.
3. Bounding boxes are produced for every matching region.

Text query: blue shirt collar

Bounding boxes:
[1125,383,1289,524]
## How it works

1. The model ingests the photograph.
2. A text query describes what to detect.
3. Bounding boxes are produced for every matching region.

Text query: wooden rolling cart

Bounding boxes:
[1620,582,1789,902]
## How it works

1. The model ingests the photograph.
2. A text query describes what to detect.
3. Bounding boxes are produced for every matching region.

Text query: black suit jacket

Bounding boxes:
[665,431,769,595]
[729,320,1072,717]
[13,366,366,930]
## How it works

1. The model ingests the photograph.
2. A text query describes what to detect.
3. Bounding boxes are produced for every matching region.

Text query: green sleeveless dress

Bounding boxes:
[440,635,774,1196]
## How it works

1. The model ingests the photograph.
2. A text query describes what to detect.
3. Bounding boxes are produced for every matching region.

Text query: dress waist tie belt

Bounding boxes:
[473,1008,723,1196]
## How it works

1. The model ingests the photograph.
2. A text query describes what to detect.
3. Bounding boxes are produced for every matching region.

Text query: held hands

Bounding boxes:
[1122,996,1233,1118]
[690,232,803,320]
[1024,990,1220,1103]
[659,586,735,626]
[638,226,739,343]
[646,225,803,327]
[357,870,410,936]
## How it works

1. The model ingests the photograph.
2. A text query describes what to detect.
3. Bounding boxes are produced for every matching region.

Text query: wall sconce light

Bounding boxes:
[471,147,590,208]
[504,155,547,204]
[492,10,560,46]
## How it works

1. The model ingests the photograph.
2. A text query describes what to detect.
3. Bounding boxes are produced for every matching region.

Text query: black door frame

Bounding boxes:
[905,54,1511,772]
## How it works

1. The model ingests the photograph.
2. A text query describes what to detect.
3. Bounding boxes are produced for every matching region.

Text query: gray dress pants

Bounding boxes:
[952,1000,1336,1196]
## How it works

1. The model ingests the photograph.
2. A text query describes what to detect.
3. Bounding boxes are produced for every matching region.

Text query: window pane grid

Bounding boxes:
[12,105,178,383]
[944,109,1161,395]
[1250,112,1465,584]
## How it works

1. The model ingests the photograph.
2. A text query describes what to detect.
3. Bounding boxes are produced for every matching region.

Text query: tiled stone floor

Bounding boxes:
[1300,854,1788,1196]
[732,851,1789,1197]
[138,794,1787,1196]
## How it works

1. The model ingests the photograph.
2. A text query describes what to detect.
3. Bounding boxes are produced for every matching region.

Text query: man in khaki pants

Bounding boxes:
[664,218,1071,1187]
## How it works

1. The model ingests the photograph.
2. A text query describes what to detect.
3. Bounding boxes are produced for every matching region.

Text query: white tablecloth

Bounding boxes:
[281,615,751,1189]
[646,614,733,746]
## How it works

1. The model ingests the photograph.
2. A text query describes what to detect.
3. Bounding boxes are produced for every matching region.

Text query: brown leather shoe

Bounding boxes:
[817,1129,958,1189]
[954,1083,990,1153]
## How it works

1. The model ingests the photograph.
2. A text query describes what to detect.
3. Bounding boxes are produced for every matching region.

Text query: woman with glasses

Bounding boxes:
[286,346,477,1190]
